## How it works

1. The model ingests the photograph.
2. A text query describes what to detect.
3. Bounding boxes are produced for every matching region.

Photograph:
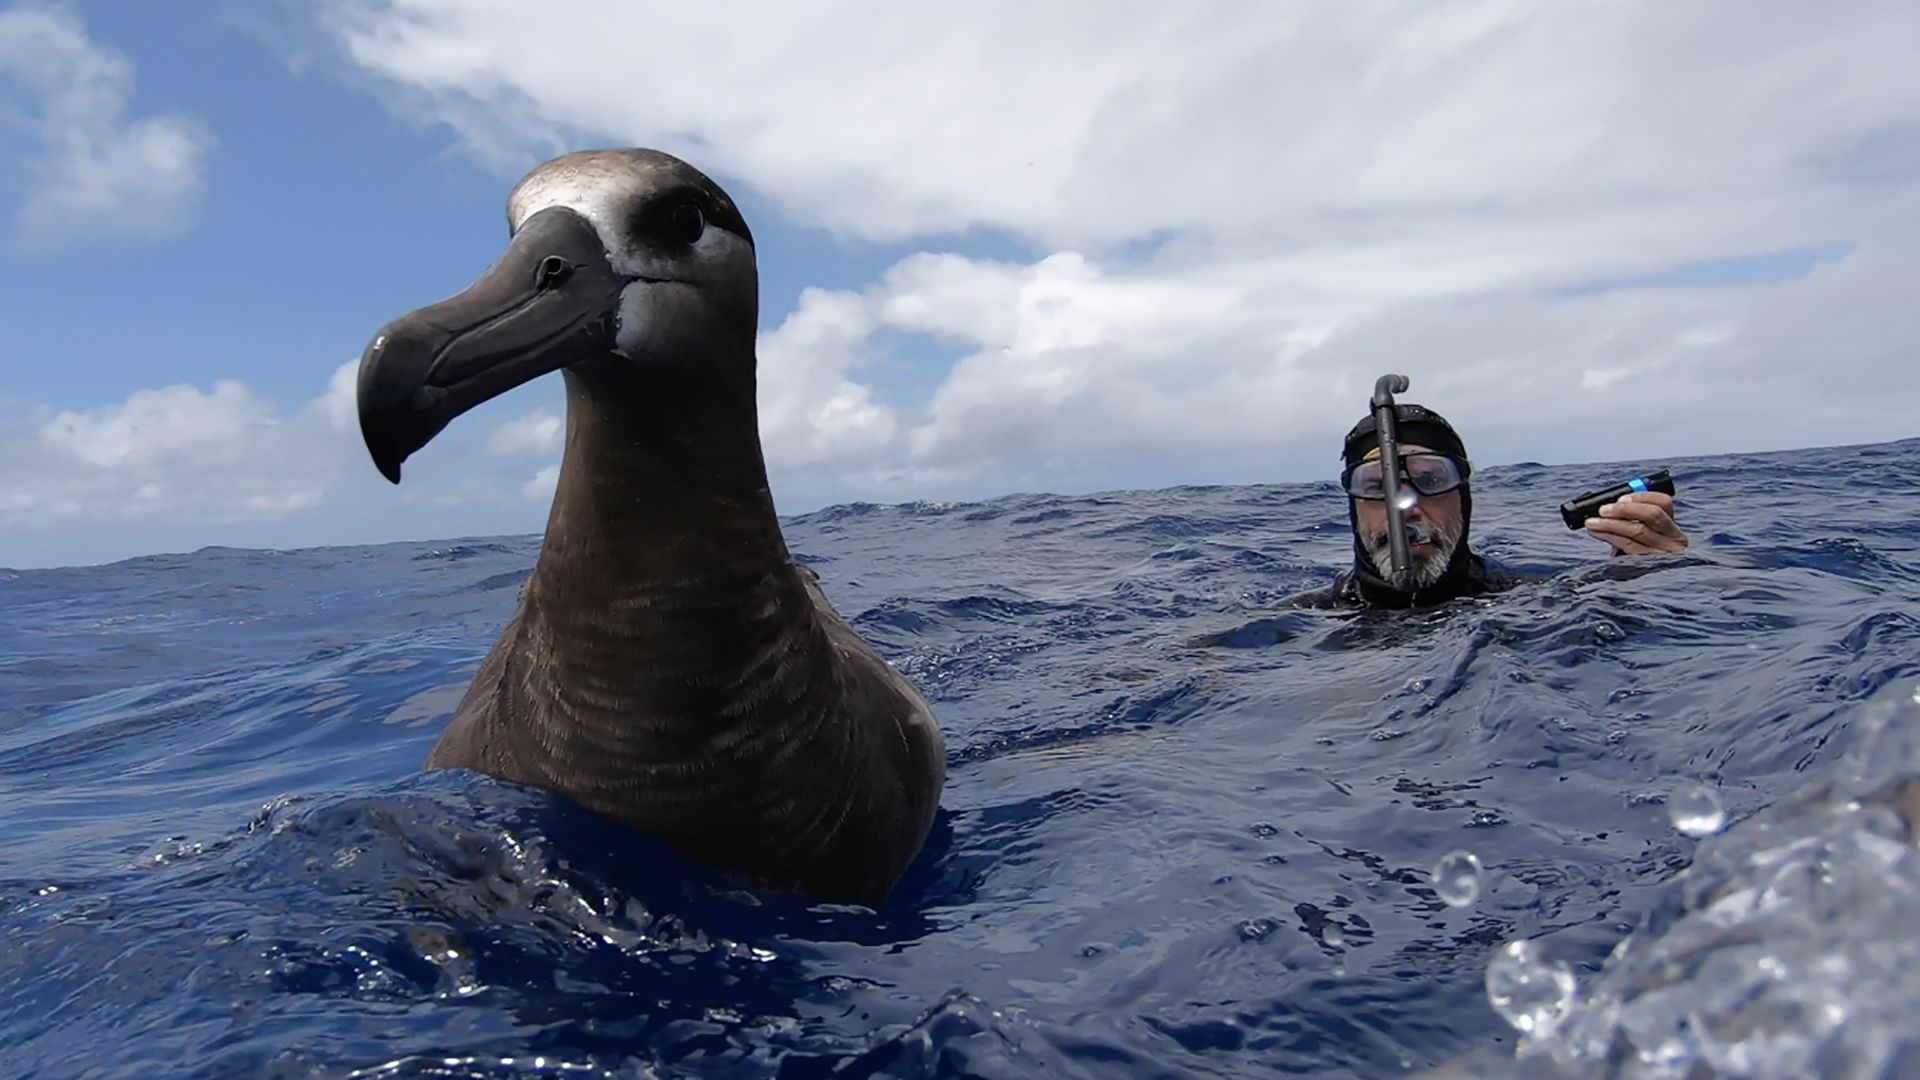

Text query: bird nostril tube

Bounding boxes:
[534,255,573,290]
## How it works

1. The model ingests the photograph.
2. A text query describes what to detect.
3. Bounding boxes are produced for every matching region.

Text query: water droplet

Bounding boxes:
[1845,799,1910,848]
[1237,918,1277,943]
[1431,850,1483,907]
[1669,782,1727,837]
[1485,938,1578,1039]
[1393,491,1417,511]
[1323,923,1345,947]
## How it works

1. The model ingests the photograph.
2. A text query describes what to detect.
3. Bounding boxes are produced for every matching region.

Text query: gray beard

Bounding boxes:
[1364,517,1462,591]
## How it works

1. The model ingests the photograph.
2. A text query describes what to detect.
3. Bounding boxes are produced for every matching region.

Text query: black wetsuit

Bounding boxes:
[1286,549,1513,610]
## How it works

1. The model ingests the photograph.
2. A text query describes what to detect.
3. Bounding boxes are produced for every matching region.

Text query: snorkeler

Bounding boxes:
[1291,390,1688,610]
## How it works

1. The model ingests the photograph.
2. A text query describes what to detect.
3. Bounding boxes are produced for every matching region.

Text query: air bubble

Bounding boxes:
[1431,850,1483,907]
[1485,938,1577,1039]
[1669,782,1727,837]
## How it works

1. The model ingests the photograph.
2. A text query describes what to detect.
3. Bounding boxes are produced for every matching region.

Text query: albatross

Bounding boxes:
[354,148,945,905]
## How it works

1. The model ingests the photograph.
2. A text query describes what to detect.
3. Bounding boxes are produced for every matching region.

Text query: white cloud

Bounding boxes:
[757,288,897,466]
[314,1,1918,254]
[746,200,1889,478]
[520,464,559,499]
[0,7,214,245]
[15,377,347,531]
[0,359,568,565]
[245,490,324,513]
[322,358,360,435]
[303,1,1918,481]
[40,381,275,469]
[485,409,563,456]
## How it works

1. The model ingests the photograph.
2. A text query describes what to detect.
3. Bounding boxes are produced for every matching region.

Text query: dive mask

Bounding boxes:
[1342,452,1467,501]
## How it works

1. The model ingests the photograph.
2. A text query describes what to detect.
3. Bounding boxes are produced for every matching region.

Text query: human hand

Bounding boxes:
[1584,491,1689,556]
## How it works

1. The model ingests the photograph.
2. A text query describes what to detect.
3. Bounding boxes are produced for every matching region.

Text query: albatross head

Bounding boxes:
[355,149,758,483]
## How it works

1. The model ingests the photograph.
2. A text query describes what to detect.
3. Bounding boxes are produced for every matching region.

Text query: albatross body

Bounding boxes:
[354,149,945,904]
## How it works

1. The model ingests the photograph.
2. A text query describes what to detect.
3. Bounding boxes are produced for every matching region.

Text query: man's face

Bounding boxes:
[1351,443,1466,590]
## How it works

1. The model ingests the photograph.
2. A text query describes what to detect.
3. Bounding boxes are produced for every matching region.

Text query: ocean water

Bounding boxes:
[3,439,1919,1078]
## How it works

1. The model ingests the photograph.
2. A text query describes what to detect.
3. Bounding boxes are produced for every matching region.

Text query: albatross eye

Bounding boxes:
[665,201,706,246]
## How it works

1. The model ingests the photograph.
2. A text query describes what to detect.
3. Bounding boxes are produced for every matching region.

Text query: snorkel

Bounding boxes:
[1371,374,1414,576]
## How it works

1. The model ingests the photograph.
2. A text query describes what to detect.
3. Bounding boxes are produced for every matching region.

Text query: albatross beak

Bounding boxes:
[356,206,622,483]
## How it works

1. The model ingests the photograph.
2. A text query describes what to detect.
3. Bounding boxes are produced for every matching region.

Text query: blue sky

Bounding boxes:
[2,1,1916,568]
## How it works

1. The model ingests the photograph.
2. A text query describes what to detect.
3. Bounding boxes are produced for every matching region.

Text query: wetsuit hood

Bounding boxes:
[1339,405,1495,608]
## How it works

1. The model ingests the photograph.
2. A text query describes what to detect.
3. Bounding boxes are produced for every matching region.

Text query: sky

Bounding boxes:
[1,1,1916,569]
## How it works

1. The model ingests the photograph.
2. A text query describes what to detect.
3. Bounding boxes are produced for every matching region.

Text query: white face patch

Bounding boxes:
[505,157,756,360]
[507,165,648,275]
[615,280,671,359]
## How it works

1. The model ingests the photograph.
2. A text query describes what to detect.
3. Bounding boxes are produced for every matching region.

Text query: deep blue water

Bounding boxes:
[3,440,1918,1078]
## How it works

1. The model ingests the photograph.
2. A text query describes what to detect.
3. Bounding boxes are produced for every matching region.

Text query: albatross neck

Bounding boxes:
[529,366,795,603]
[506,363,838,790]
